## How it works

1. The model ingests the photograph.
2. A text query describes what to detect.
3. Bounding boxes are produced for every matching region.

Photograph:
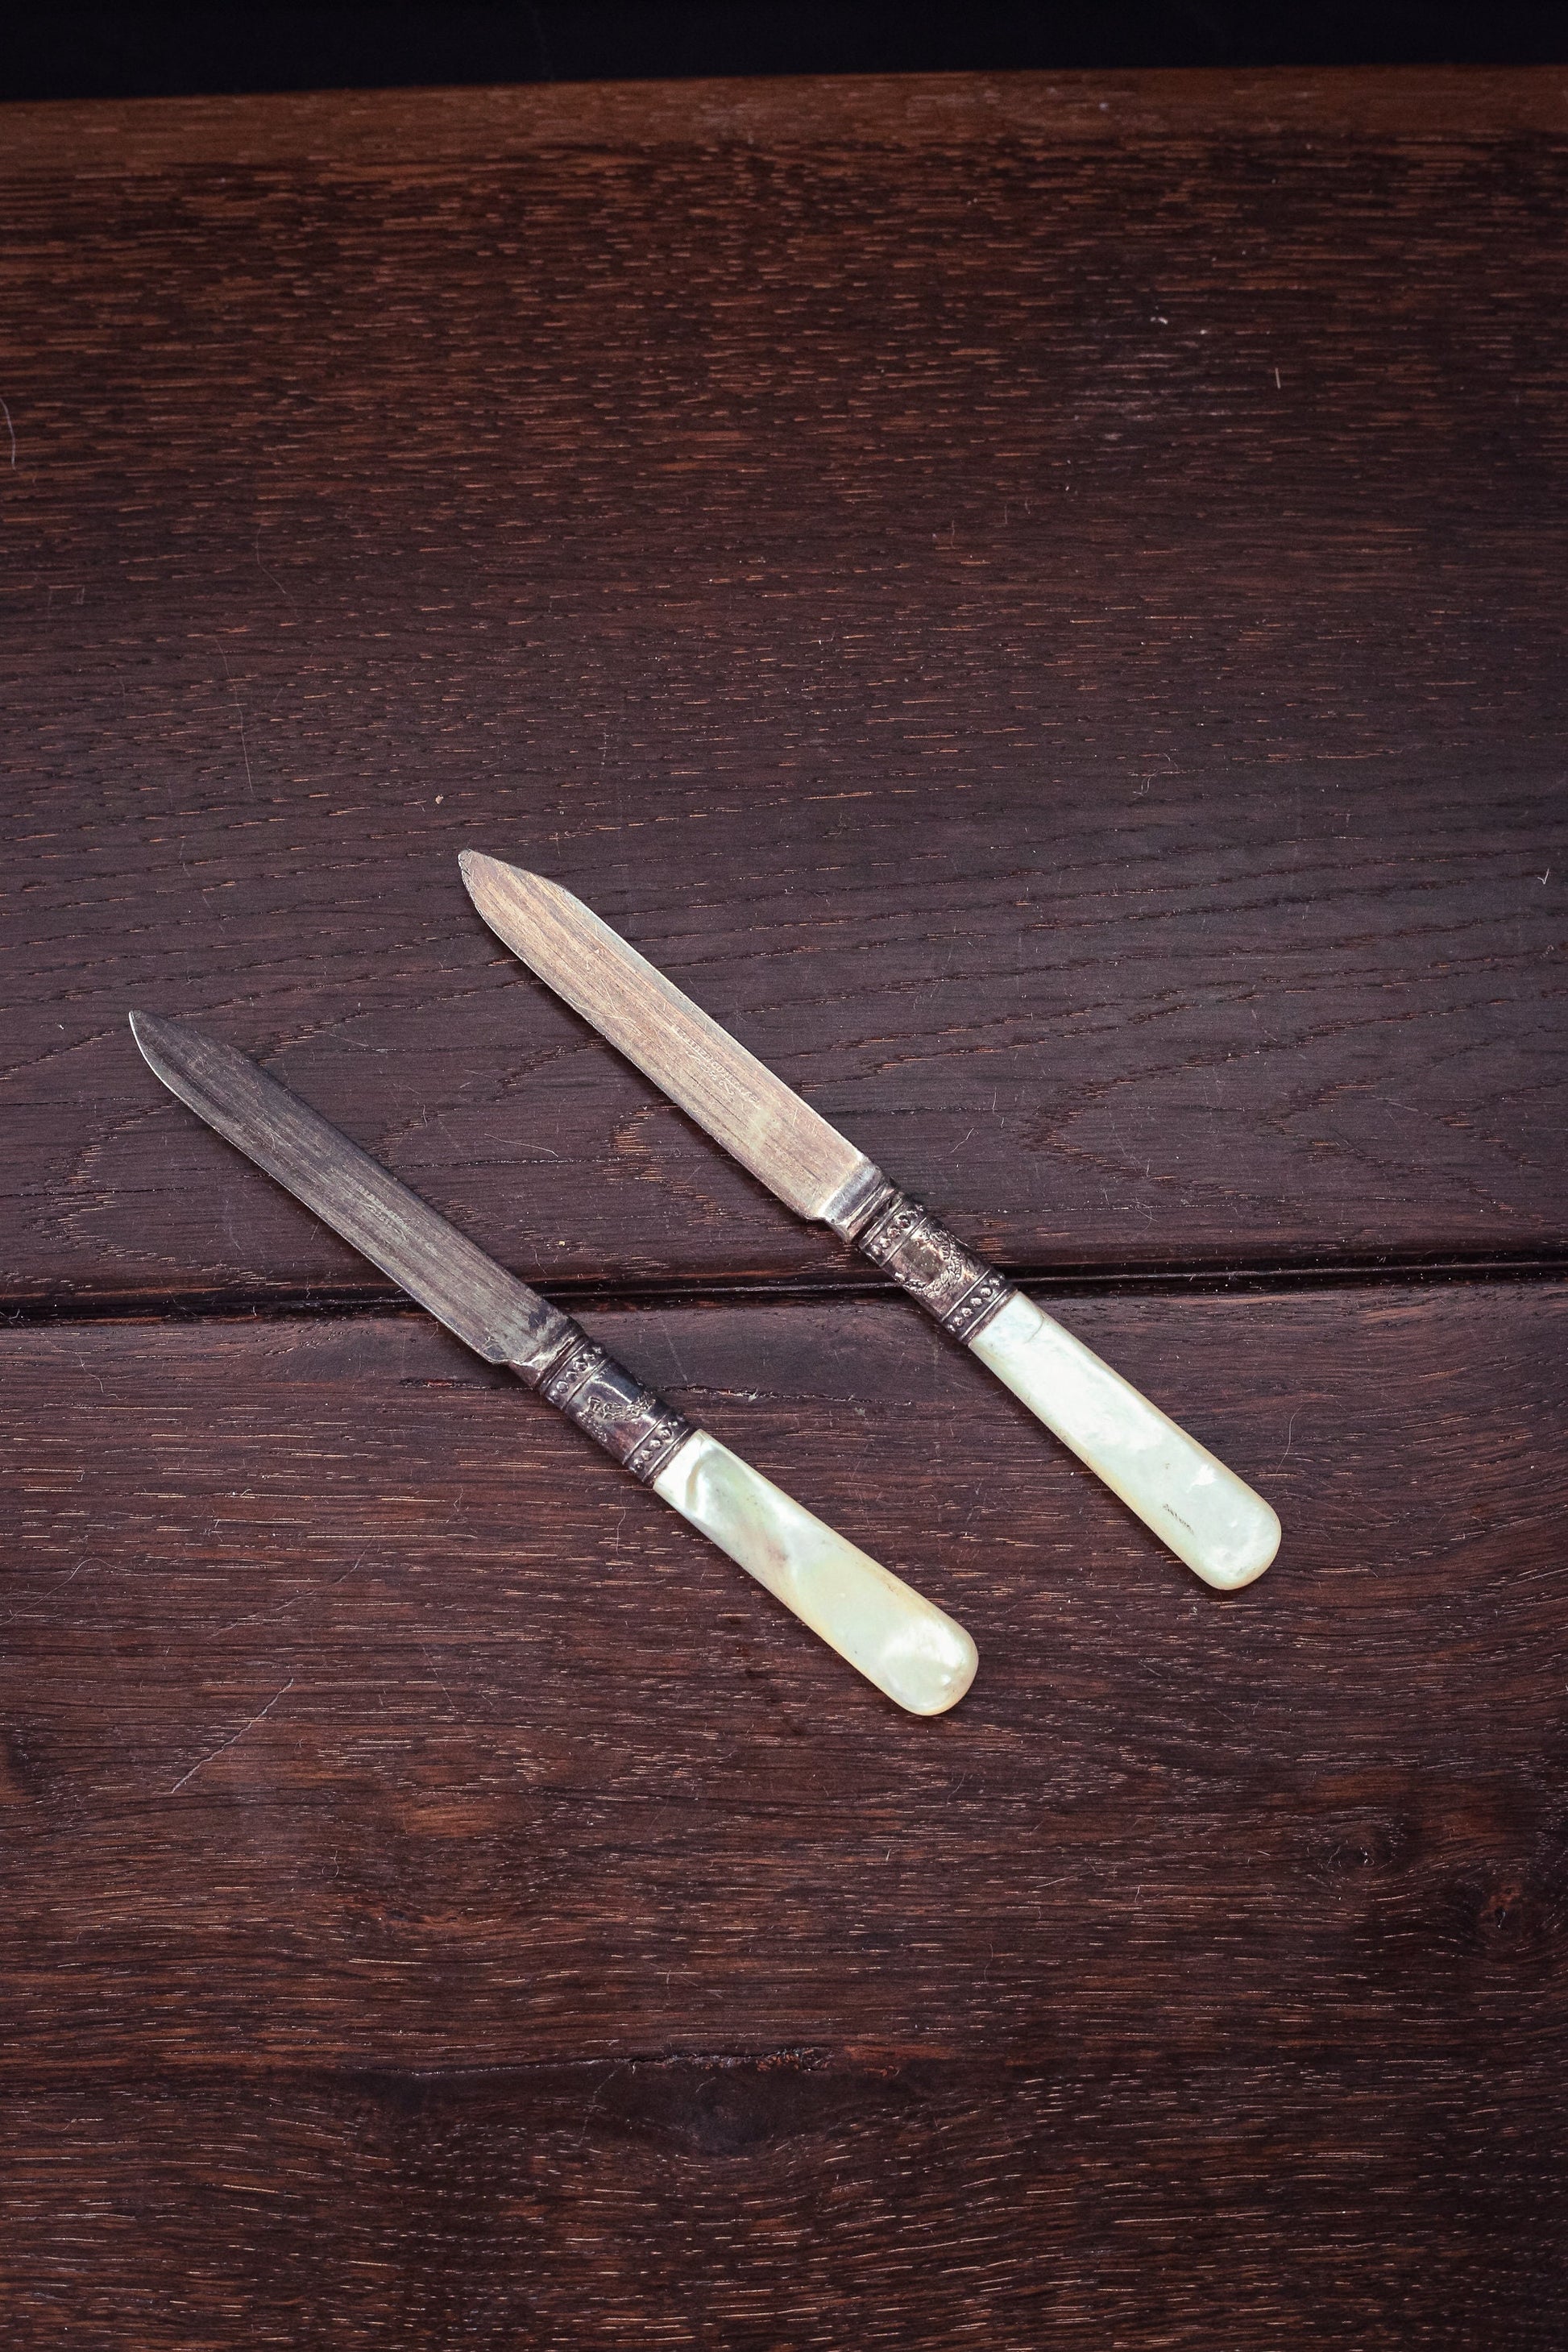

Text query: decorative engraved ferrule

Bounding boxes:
[525,1325,694,1484]
[839,1184,1013,1342]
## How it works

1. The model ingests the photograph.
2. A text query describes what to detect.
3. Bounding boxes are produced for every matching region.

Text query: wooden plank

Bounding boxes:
[3,77,1566,1300]
[3,1284,1563,2065]
[4,70,1566,176]
[3,2049,1562,2349]
[2,1282,1564,2342]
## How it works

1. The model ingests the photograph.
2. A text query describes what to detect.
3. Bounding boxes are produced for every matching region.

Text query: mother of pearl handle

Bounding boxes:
[828,1177,1280,1591]
[522,1327,976,1713]
[969,1292,1280,1590]
[653,1432,978,1715]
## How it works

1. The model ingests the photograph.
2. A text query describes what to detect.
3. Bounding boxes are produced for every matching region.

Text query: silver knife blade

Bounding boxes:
[129,1010,568,1373]
[459,853,872,1222]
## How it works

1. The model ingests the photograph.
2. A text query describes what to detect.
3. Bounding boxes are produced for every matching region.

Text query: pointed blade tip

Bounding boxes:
[130,1010,215,1098]
[462,852,563,923]
[460,847,522,904]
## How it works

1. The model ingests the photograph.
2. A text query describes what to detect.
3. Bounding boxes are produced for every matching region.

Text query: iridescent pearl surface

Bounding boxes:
[654,1431,977,1714]
[970,1292,1280,1590]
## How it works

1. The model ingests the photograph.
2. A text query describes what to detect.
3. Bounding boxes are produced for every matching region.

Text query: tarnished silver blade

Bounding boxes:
[460,853,871,1222]
[129,1012,569,1373]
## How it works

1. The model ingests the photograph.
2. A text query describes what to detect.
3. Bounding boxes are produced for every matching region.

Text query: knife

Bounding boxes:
[460,855,1280,1591]
[127,1012,977,1715]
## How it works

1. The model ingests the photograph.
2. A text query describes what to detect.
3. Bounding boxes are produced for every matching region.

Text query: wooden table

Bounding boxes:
[4,68,1566,2347]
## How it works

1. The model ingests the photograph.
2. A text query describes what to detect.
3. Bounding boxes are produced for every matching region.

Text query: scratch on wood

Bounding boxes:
[217,646,255,800]
[168,1678,294,1793]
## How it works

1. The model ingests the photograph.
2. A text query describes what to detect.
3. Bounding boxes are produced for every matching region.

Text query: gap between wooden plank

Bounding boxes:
[5,1244,1566,1328]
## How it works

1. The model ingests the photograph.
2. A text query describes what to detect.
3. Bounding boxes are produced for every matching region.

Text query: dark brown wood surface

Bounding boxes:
[5,73,1566,1301]
[2,69,1566,2350]
[5,1288,1566,2343]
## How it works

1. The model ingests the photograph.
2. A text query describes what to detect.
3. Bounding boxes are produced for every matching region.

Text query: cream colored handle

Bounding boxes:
[652,1430,977,1715]
[970,1292,1280,1590]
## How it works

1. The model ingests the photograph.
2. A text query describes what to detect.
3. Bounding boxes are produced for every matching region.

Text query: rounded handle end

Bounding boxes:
[654,1431,978,1716]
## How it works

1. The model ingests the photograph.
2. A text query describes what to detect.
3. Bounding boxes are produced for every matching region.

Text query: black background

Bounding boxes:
[6,2,1566,103]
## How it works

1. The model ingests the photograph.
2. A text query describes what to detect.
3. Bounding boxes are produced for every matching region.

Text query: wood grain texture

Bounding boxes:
[6,73,1568,2349]
[3,2051,1562,2350]
[4,68,1567,176]
[3,74,1566,1300]
[2,1284,1565,2342]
